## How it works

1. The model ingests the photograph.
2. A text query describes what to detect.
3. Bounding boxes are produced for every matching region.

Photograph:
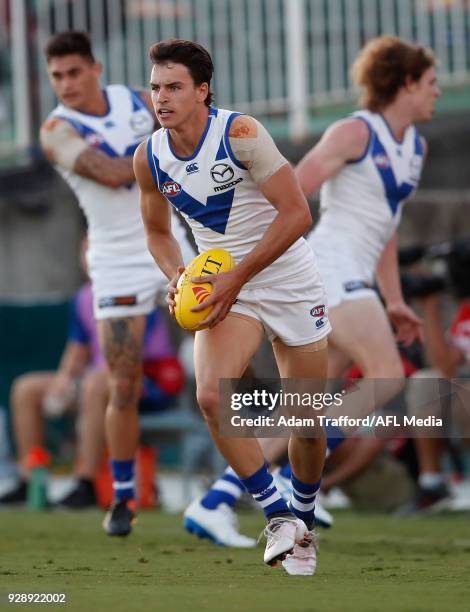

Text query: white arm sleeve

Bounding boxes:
[228,117,288,184]
[40,119,88,171]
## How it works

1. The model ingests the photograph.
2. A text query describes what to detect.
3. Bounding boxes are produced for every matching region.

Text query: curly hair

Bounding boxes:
[351,36,435,111]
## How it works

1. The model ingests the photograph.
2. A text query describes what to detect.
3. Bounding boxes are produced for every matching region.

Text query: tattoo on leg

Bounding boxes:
[110,319,130,346]
[103,317,143,410]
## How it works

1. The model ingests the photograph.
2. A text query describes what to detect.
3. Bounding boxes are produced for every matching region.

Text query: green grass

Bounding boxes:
[0,509,469,612]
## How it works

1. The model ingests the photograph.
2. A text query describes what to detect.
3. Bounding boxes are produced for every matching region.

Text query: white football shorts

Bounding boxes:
[309,232,378,309]
[89,261,168,320]
[230,267,331,346]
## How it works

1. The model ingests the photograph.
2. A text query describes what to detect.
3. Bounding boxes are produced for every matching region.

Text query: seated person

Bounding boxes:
[0,280,183,508]
[409,281,470,511]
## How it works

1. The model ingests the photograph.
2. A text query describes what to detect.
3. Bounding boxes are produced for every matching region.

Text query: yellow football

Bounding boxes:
[174,248,236,331]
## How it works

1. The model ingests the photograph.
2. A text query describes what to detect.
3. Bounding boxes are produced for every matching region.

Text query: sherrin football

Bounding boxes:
[174,248,236,331]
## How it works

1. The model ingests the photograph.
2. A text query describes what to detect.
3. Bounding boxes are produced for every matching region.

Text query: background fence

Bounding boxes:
[1,0,470,153]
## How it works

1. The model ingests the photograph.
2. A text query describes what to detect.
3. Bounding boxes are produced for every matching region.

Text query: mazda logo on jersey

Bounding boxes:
[161,181,182,197]
[130,112,154,135]
[210,163,234,183]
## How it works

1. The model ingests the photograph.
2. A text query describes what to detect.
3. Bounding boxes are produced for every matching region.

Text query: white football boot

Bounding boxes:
[282,530,319,576]
[183,499,256,548]
[262,516,307,566]
[271,468,334,528]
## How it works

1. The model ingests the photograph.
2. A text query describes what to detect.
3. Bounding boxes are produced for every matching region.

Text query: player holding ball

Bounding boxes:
[134,39,329,575]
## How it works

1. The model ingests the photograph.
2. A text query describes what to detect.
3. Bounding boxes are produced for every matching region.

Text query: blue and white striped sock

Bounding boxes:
[325,423,346,451]
[201,466,245,510]
[289,473,321,530]
[240,463,291,519]
[111,459,135,502]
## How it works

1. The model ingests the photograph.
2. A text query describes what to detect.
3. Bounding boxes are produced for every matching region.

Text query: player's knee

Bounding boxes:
[364,358,405,381]
[82,371,107,404]
[108,374,139,410]
[196,387,220,425]
[82,370,106,393]
[11,375,39,403]
[292,435,325,451]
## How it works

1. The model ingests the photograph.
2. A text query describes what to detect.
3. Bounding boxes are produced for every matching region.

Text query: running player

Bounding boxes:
[134,39,329,575]
[295,36,440,433]
[40,31,193,536]
[183,36,440,543]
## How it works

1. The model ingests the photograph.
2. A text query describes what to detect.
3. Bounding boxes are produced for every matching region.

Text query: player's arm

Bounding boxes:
[420,296,464,378]
[40,117,135,188]
[376,232,423,345]
[234,164,311,282]
[45,340,90,409]
[133,140,184,281]
[376,232,405,306]
[295,118,370,197]
[226,115,310,282]
[57,341,90,378]
[421,137,428,158]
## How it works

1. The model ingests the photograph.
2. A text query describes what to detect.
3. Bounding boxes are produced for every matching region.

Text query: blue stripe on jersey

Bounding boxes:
[147,138,160,187]
[128,88,147,112]
[223,112,248,170]
[55,116,120,159]
[371,133,416,217]
[414,128,424,156]
[215,137,228,161]
[124,142,140,157]
[347,116,372,165]
[167,112,214,162]
[147,140,235,234]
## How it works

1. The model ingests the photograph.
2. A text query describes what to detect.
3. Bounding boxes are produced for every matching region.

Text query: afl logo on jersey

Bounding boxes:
[373,154,390,169]
[210,163,234,184]
[161,181,182,197]
[85,133,105,148]
[310,305,326,318]
[310,304,326,329]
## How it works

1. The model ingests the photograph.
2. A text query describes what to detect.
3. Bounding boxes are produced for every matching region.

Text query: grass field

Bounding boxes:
[1,509,469,612]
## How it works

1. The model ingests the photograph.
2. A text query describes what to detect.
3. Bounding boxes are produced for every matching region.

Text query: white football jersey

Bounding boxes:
[50,85,155,270]
[148,107,315,288]
[309,110,424,284]
[49,85,194,272]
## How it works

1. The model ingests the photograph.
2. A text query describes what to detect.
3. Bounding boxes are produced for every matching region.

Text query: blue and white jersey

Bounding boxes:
[309,110,424,284]
[49,85,156,270]
[147,107,315,288]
